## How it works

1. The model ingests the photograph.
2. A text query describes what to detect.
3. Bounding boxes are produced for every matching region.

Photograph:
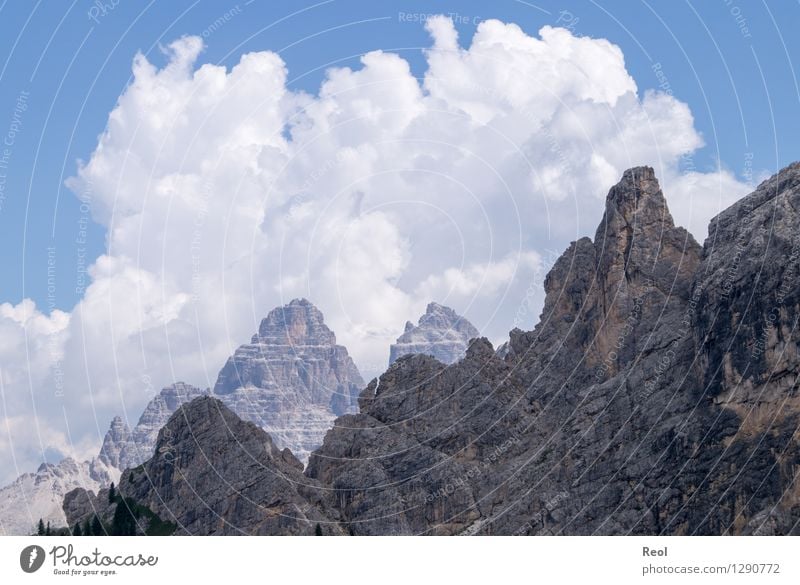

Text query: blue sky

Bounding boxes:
[0,0,797,313]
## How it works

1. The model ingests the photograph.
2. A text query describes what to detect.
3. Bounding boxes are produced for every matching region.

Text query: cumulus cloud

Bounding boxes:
[0,18,753,483]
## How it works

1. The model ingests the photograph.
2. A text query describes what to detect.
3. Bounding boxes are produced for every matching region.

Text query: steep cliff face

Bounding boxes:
[306,164,800,535]
[389,302,480,366]
[65,164,800,536]
[691,163,800,534]
[213,298,364,463]
[65,397,342,535]
[14,300,363,534]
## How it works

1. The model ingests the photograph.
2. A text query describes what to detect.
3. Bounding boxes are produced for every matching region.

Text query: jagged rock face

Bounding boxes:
[389,302,480,366]
[306,164,800,535]
[308,342,531,535]
[96,416,131,471]
[690,163,800,534]
[65,397,342,535]
[697,163,800,409]
[64,163,800,536]
[509,167,702,381]
[213,298,364,463]
[98,382,208,471]
[0,383,205,534]
[0,458,111,535]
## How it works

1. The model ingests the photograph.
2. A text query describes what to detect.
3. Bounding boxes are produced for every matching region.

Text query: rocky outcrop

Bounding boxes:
[389,302,480,366]
[213,298,364,463]
[63,163,800,536]
[97,382,207,472]
[65,397,342,535]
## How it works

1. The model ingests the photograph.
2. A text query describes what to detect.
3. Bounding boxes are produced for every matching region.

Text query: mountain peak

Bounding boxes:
[213,298,364,462]
[256,298,334,346]
[65,396,340,536]
[389,302,479,365]
[425,301,450,314]
[592,166,698,292]
[595,166,673,245]
[288,297,313,307]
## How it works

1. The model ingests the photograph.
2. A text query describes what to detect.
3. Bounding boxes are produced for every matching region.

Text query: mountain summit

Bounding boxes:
[213,298,364,463]
[389,302,479,365]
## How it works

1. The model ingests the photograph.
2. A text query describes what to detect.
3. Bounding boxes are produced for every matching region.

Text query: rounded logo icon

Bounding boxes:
[19,545,46,573]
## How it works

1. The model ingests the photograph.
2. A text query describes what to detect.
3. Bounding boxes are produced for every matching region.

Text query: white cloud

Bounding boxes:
[415,252,541,300]
[0,19,752,483]
[661,169,752,243]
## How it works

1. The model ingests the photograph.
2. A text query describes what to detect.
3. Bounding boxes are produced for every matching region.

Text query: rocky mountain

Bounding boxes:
[0,457,111,536]
[389,302,480,366]
[65,162,800,535]
[212,298,364,463]
[70,164,800,534]
[65,396,342,535]
[0,383,204,535]
[97,382,207,472]
[5,299,363,534]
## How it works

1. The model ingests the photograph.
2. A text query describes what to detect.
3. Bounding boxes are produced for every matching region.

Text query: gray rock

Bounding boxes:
[305,164,800,535]
[98,382,208,471]
[0,458,111,535]
[389,302,479,365]
[213,298,364,463]
[65,397,342,535]
[0,383,205,534]
[64,162,800,536]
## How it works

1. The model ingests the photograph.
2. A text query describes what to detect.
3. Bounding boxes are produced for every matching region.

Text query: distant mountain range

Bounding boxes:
[61,162,800,535]
[1,296,473,534]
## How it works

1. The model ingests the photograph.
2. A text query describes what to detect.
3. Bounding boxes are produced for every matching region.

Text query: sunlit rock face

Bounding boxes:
[213,298,364,464]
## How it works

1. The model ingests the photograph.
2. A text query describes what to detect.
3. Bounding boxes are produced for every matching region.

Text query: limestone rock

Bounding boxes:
[65,397,342,535]
[98,382,208,471]
[62,162,800,536]
[389,302,479,365]
[213,298,364,463]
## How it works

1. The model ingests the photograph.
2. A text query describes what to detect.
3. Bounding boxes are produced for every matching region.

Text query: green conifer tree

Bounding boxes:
[91,515,103,536]
[37,518,45,536]
[110,499,138,536]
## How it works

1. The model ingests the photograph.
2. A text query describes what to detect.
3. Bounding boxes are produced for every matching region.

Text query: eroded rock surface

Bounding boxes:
[389,302,480,366]
[213,298,364,463]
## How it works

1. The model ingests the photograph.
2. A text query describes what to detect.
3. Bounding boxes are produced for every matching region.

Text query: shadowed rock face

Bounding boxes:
[65,163,800,535]
[307,163,800,536]
[212,298,364,464]
[0,383,204,535]
[16,302,361,534]
[0,458,112,536]
[389,303,480,366]
[65,397,342,535]
[98,382,208,472]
